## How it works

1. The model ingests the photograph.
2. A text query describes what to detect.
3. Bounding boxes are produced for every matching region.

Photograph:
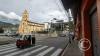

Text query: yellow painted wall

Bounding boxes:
[18,10,44,34]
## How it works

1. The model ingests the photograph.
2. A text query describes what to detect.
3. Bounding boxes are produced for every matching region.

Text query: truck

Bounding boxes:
[16,34,36,48]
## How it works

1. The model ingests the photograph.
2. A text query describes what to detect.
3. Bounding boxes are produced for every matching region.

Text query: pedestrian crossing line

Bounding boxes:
[0,44,12,47]
[0,45,15,49]
[0,43,15,46]
[36,47,55,56]
[5,45,42,56]
[50,48,62,56]
[0,49,17,55]
[20,46,48,56]
[36,41,42,42]
[0,47,15,52]
[0,44,14,48]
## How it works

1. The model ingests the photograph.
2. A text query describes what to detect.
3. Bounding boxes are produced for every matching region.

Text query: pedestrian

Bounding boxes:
[68,33,71,43]
[68,32,75,44]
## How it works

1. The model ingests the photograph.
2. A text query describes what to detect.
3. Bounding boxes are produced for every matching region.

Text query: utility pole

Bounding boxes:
[67,9,73,35]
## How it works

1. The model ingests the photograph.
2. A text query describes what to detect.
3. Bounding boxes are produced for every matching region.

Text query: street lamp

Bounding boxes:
[67,9,73,34]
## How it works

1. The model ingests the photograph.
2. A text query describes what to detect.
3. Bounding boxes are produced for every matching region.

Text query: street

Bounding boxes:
[0,36,68,56]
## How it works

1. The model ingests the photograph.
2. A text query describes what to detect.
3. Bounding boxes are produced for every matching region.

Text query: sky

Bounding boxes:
[0,0,68,23]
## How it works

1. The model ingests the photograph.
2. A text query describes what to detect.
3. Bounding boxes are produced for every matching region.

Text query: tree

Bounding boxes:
[67,21,74,32]
[50,21,74,32]
[50,22,68,31]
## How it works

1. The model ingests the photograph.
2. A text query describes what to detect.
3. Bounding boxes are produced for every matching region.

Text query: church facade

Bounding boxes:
[18,10,45,34]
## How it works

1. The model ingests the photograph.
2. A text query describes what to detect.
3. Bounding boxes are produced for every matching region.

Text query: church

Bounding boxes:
[18,10,45,34]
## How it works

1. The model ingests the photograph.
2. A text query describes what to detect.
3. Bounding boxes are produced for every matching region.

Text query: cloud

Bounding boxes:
[0,0,68,23]
[28,0,68,23]
[0,11,21,20]
[32,10,68,23]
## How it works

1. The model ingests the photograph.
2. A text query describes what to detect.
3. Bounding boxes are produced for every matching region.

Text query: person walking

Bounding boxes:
[68,32,74,44]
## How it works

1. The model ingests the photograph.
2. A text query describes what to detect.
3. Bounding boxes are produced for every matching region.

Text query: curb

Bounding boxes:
[59,40,70,56]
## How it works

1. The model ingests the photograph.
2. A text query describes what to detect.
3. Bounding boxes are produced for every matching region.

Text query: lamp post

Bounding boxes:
[67,9,73,35]
[50,20,53,34]
[33,24,35,35]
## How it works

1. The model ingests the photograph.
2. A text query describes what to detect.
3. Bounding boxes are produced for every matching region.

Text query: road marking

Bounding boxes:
[51,49,62,56]
[0,44,12,46]
[36,47,55,56]
[0,49,17,54]
[0,47,15,52]
[5,45,41,56]
[0,44,14,48]
[20,46,48,56]
[37,41,42,42]
[0,45,16,50]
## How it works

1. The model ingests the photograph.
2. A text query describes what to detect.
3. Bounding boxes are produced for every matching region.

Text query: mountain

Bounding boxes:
[0,21,19,28]
[0,21,13,27]
[0,15,20,25]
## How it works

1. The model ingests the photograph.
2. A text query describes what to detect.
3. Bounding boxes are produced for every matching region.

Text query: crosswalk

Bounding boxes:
[0,44,63,56]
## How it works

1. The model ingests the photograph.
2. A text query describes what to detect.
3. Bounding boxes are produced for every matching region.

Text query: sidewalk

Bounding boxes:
[61,40,83,56]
